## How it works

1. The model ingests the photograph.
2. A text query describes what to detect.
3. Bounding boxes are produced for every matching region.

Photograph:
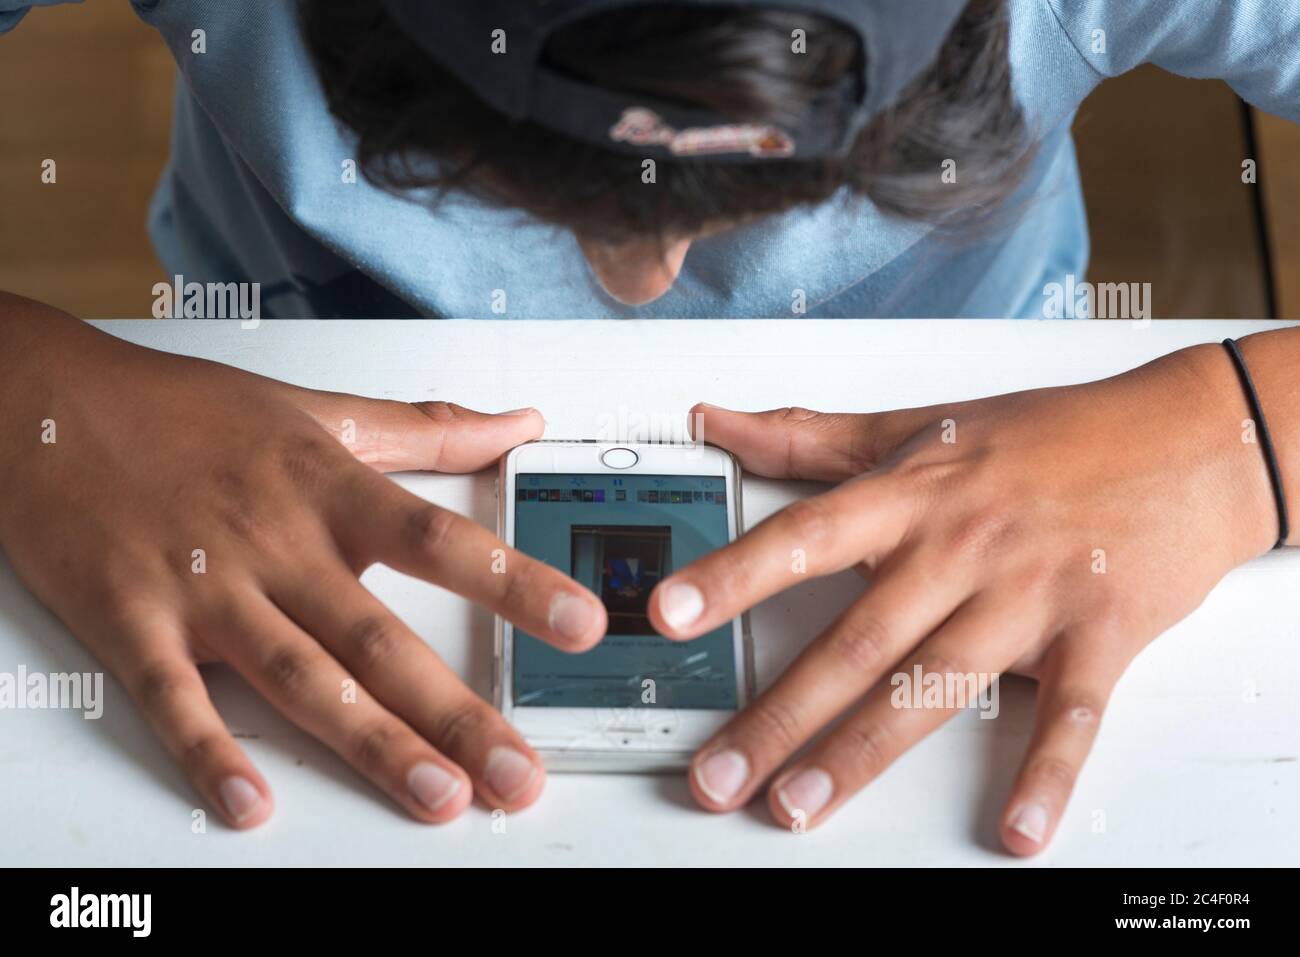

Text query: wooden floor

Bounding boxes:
[1074,65,1276,319]
[1258,112,1300,318]
[0,1,1296,319]
[0,1,174,318]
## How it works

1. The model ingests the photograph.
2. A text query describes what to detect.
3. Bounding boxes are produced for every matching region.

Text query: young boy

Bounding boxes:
[4,0,1295,318]
[0,1,1297,854]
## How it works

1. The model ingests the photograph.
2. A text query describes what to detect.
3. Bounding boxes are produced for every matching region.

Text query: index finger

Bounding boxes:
[332,468,607,651]
[648,475,911,640]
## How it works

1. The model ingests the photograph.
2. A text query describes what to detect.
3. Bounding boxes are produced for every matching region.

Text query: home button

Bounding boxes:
[601,447,639,469]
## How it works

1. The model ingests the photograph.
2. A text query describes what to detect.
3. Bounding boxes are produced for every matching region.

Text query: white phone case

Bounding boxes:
[493,440,755,772]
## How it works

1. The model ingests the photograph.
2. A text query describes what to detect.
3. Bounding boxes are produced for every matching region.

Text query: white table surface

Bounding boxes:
[2,319,1298,867]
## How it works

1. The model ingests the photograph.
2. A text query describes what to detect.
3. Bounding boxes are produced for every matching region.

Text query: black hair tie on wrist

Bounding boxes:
[1222,338,1290,549]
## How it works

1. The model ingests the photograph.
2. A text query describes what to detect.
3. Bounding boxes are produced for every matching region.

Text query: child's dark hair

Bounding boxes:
[300,0,1032,243]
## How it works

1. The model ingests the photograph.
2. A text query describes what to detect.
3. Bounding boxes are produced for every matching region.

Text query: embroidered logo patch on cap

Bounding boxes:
[610,108,796,159]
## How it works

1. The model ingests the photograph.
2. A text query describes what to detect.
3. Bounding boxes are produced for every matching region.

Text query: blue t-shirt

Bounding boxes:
[4,0,1298,318]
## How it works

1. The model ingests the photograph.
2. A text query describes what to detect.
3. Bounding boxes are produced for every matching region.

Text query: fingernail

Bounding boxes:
[549,592,598,644]
[694,749,749,803]
[500,407,537,417]
[484,746,538,801]
[219,776,264,823]
[776,768,833,820]
[407,762,462,813]
[659,582,704,633]
[1009,802,1049,844]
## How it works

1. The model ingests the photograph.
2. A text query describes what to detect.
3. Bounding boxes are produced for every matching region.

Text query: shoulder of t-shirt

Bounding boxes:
[0,1,177,35]
[1047,0,1296,77]
[1045,0,1300,120]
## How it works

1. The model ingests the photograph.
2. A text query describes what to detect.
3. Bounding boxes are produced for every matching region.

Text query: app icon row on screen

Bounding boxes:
[519,488,725,505]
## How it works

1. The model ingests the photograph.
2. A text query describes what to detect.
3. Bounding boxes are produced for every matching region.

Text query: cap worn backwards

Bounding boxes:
[379,0,968,164]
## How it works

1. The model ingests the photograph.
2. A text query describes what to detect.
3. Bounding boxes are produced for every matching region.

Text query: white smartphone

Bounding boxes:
[494,440,754,772]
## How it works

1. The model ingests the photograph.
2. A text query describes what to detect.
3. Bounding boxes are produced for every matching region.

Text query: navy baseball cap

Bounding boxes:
[378,1,969,163]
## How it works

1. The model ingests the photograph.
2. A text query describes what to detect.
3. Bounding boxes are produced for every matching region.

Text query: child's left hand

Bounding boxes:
[649,342,1282,854]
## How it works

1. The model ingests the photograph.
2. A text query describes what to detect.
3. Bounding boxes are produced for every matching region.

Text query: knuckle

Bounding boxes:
[179,734,225,773]
[345,615,404,672]
[843,422,876,475]
[213,499,264,547]
[207,471,280,550]
[100,592,166,641]
[895,458,962,501]
[947,508,1017,562]
[132,660,191,712]
[498,560,538,614]
[1084,599,1132,638]
[211,465,251,499]
[837,720,893,782]
[824,613,892,674]
[767,407,847,480]
[263,645,313,700]
[1016,561,1059,599]
[914,647,972,686]
[698,546,749,603]
[773,406,820,426]
[430,699,494,755]
[781,496,836,549]
[1054,689,1105,730]
[1027,753,1077,793]
[413,401,460,426]
[405,504,458,557]
[276,434,337,490]
[806,411,870,474]
[409,404,454,467]
[741,697,807,754]
[353,720,404,772]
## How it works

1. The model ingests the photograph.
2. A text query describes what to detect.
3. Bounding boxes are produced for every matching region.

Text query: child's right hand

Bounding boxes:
[0,298,607,827]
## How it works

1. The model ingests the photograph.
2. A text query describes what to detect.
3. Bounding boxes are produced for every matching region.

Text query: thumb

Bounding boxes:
[300,393,543,473]
[689,402,895,482]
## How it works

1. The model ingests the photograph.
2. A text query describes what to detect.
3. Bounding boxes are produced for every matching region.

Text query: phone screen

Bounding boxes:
[512,472,738,710]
